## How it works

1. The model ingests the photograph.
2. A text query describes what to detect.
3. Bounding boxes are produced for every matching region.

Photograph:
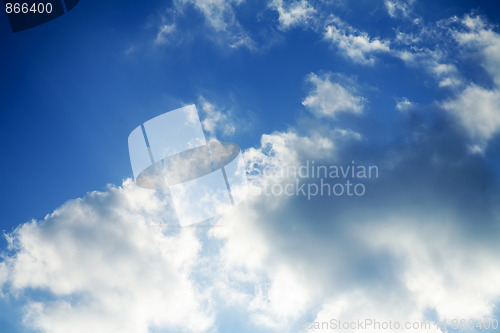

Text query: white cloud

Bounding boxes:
[211,119,500,331]
[333,128,362,141]
[155,23,176,45]
[5,7,500,333]
[2,115,500,333]
[452,15,500,86]
[385,0,416,19]
[432,63,461,87]
[324,17,390,65]
[2,180,213,333]
[301,217,500,333]
[198,96,236,137]
[206,128,341,329]
[269,0,316,30]
[441,15,500,152]
[175,0,255,49]
[0,121,343,332]
[308,290,440,333]
[361,218,500,320]
[395,47,463,88]
[442,84,500,151]
[396,97,412,112]
[302,73,364,118]
[178,0,244,32]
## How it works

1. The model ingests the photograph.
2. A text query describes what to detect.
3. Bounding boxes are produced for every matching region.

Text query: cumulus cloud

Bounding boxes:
[324,17,390,65]
[442,85,500,152]
[269,0,316,30]
[210,104,500,332]
[302,73,364,118]
[2,101,500,333]
[4,13,500,333]
[1,181,213,333]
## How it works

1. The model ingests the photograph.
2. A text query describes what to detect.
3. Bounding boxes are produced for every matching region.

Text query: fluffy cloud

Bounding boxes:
[4,13,500,333]
[2,103,500,333]
[211,107,500,332]
[396,97,412,111]
[324,17,390,65]
[302,73,364,118]
[1,181,213,333]
[442,85,500,151]
[269,0,316,30]
[450,14,500,84]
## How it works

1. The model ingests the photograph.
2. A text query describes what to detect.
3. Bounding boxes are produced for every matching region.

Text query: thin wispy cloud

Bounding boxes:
[323,17,391,65]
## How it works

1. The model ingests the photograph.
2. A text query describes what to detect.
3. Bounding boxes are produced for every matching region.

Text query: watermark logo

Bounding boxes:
[252,160,379,200]
[128,104,247,227]
[298,317,499,331]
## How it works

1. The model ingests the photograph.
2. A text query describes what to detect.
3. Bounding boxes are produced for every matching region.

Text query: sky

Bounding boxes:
[1,0,500,332]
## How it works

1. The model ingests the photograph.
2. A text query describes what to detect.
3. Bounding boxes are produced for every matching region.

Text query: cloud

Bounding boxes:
[305,219,500,333]
[155,23,176,45]
[178,0,244,33]
[307,289,440,333]
[174,0,256,49]
[324,17,390,65]
[198,96,236,137]
[361,218,500,320]
[4,12,500,333]
[440,15,500,152]
[451,14,500,86]
[302,73,364,118]
[1,181,213,333]
[385,0,416,19]
[442,85,500,152]
[396,97,412,112]
[2,97,500,332]
[211,100,500,331]
[269,0,316,30]
[395,45,463,88]
[0,115,345,332]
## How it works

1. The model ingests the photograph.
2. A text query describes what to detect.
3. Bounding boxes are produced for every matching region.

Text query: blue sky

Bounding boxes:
[1,0,500,332]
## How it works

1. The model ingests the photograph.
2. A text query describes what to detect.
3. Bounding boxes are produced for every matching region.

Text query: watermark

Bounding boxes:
[128,105,248,227]
[297,318,499,331]
[252,160,379,199]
